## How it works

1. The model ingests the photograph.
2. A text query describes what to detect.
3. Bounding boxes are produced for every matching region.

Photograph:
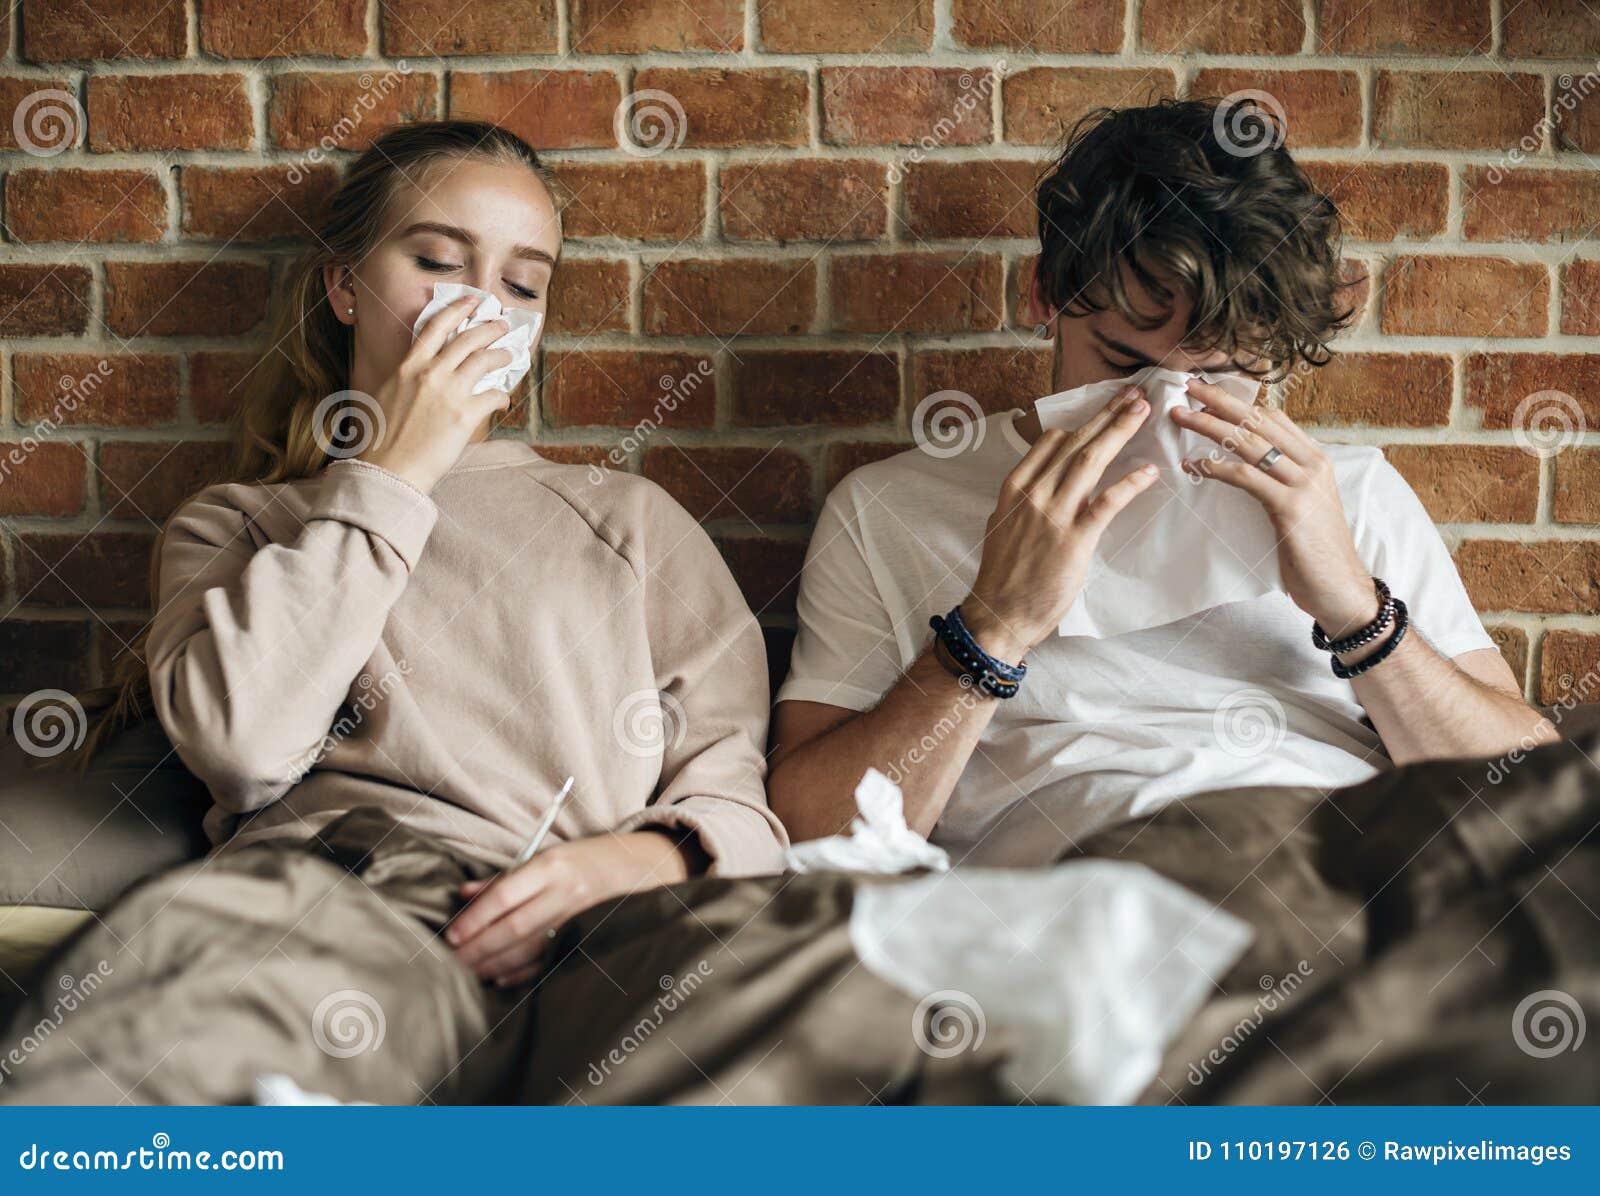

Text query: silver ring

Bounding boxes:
[1256,446,1284,473]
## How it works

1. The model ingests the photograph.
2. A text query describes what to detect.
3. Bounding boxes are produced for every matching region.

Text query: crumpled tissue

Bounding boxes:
[253,1073,373,1106]
[1034,366,1278,639]
[786,767,950,875]
[850,861,1253,1105]
[410,281,544,397]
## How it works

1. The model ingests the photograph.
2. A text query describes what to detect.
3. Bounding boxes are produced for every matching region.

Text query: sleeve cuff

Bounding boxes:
[310,459,439,569]
[615,799,788,880]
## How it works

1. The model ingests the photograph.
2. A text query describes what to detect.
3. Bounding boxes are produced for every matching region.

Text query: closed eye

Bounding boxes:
[414,255,539,300]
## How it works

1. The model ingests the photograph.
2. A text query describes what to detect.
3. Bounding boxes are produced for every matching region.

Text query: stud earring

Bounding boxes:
[1034,322,1051,340]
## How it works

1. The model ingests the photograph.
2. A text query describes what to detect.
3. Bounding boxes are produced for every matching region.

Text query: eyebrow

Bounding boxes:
[1093,330,1159,366]
[398,220,556,266]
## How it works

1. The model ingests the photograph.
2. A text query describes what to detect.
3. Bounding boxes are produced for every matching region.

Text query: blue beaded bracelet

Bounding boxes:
[929,605,1027,699]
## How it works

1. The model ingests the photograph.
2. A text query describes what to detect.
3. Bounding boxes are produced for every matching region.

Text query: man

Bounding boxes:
[769,98,1557,864]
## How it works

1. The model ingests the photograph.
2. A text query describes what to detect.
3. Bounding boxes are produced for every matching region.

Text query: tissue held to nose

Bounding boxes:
[410,282,544,397]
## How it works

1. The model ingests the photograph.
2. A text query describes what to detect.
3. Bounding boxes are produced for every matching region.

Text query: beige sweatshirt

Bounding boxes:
[146,437,788,877]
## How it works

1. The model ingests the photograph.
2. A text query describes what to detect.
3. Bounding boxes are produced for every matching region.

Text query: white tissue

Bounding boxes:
[786,767,950,875]
[409,282,543,397]
[1034,366,1280,639]
[850,862,1253,1105]
[253,1073,374,1106]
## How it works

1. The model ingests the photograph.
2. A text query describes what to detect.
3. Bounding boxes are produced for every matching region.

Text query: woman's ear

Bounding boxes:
[322,264,357,326]
[1027,267,1055,338]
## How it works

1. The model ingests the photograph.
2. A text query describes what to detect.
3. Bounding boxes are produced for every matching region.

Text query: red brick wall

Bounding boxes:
[2,0,1599,707]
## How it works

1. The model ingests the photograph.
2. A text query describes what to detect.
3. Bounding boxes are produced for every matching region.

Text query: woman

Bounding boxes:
[0,120,785,1105]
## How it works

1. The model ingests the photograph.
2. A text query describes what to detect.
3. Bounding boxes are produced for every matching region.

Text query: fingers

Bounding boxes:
[1003,425,1073,493]
[1045,389,1151,506]
[1184,378,1315,464]
[446,860,550,948]
[1170,406,1303,483]
[409,294,482,360]
[436,315,513,374]
[456,891,568,979]
[1182,455,1280,504]
[1078,463,1160,536]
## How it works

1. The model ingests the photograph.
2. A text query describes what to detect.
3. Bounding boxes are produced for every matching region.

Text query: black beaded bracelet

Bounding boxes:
[1331,598,1409,679]
[1312,577,1395,654]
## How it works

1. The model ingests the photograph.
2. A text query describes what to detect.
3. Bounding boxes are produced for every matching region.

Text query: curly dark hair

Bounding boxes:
[1034,97,1354,381]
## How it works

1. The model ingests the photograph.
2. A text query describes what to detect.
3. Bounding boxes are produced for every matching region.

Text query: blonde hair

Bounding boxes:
[69,119,564,771]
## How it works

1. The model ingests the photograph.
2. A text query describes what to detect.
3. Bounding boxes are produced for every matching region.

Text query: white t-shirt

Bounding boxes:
[776,410,1498,866]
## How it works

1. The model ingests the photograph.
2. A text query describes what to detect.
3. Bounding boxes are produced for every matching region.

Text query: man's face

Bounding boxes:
[1029,267,1256,392]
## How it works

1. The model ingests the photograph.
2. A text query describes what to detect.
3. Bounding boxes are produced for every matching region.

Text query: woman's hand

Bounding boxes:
[354,294,516,494]
[445,831,700,987]
[1173,376,1379,638]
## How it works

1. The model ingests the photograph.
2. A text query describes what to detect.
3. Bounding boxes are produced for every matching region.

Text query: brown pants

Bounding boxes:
[0,808,535,1105]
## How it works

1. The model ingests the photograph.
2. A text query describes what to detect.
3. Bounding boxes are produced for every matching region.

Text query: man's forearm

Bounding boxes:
[768,647,1001,841]
[1348,635,1558,765]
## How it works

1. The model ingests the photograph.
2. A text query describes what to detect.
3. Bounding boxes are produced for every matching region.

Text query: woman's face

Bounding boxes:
[324,154,562,401]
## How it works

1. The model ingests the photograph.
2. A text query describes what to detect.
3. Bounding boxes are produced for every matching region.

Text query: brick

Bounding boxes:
[548,259,630,336]
[0,621,92,693]
[1453,540,1600,614]
[1462,168,1600,244]
[383,0,556,54]
[543,350,716,428]
[531,444,617,469]
[1488,625,1529,683]
[0,442,87,517]
[1374,72,1545,151]
[180,166,340,241]
[732,351,900,426]
[1383,445,1539,524]
[190,351,261,424]
[952,0,1122,51]
[0,76,80,153]
[1540,631,1600,705]
[1466,354,1600,432]
[643,446,811,523]
[633,69,808,149]
[1284,353,1453,428]
[4,168,165,243]
[1002,68,1177,146]
[717,536,806,616]
[104,261,270,338]
[14,531,155,609]
[1555,82,1600,155]
[721,160,888,244]
[202,0,366,56]
[644,259,815,337]
[570,0,744,53]
[903,160,1040,240]
[1008,253,1039,329]
[271,70,439,152]
[822,68,993,147]
[759,0,933,52]
[1141,0,1304,54]
[825,441,915,489]
[1505,1,1600,57]
[0,264,91,337]
[1561,260,1600,335]
[14,353,179,426]
[554,162,704,241]
[449,70,618,150]
[22,0,185,60]
[1337,258,1374,327]
[1381,257,1548,339]
[98,440,232,522]
[832,253,1004,334]
[88,74,252,151]
[1190,70,1361,149]
[1317,0,1489,54]
[1554,450,1600,524]
[1300,162,1448,241]
[912,348,1054,416]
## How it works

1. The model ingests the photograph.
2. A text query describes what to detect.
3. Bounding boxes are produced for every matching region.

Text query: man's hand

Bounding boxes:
[445,831,696,987]
[961,387,1158,661]
[1173,376,1378,639]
